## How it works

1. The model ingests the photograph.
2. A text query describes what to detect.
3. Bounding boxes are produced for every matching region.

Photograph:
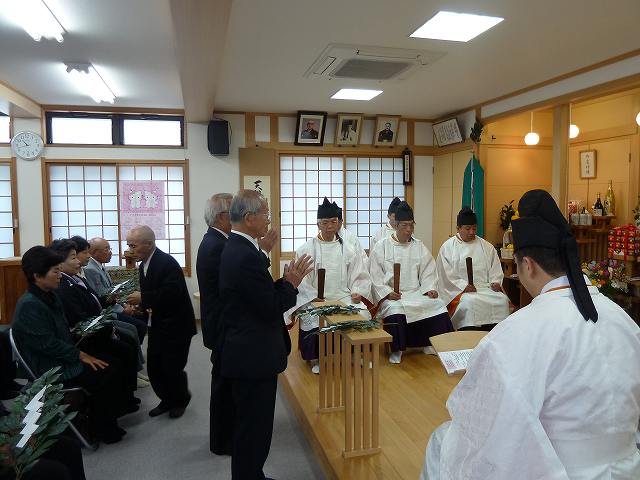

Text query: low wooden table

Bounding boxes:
[315,301,392,458]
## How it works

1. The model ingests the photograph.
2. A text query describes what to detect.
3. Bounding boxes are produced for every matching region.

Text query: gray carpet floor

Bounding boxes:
[83,333,325,480]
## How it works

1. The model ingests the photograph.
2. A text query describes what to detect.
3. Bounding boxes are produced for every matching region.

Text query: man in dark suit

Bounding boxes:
[219,190,313,480]
[126,225,197,419]
[196,193,234,455]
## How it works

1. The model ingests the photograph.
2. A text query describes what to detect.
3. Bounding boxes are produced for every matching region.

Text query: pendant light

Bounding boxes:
[524,112,540,146]
[636,111,640,127]
[569,104,579,139]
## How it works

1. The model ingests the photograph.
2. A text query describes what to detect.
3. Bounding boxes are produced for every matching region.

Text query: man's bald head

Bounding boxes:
[89,237,113,264]
[126,225,156,262]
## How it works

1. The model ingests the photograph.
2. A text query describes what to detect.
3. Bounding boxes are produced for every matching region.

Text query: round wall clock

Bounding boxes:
[11,131,44,160]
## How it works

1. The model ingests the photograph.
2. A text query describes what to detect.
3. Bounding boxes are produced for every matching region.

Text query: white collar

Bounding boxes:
[88,257,103,269]
[212,227,229,239]
[540,275,570,294]
[143,248,157,274]
[231,229,260,250]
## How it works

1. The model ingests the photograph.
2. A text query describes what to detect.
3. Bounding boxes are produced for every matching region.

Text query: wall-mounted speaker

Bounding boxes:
[208,120,229,156]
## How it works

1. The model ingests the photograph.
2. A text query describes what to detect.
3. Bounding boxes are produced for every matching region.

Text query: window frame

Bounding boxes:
[41,158,191,275]
[45,111,185,147]
[0,158,20,257]
[277,152,408,256]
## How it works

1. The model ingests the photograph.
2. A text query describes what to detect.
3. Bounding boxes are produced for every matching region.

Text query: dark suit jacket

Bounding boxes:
[219,233,297,379]
[139,248,197,340]
[196,227,228,351]
[55,273,104,328]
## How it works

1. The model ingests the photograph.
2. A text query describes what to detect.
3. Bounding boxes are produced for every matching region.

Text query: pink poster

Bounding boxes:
[119,180,166,239]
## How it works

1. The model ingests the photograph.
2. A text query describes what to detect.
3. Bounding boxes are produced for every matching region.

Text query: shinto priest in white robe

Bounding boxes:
[423,189,640,480]
[284,236,372,359]
[436,234,510,329]
[369,196,402,253]
[369,235,448,323]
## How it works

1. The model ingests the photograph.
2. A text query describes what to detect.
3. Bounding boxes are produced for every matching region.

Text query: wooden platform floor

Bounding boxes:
[279,328,461,480]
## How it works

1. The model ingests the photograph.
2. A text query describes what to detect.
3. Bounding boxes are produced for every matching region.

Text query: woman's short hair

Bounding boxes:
[70,235,90,252]
[22,246,63,283]
[48,239,77,260]
[229,190,266,224]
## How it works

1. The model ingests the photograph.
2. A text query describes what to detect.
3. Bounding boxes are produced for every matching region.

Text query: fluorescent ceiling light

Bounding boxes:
[4,0,65,42]
[64,63,116,104]
[410,11,503,42]
[331,89,383,101]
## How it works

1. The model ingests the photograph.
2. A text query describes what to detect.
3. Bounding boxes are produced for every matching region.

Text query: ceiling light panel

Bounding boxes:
[331,89,383,101]
[410,11,503,42]
[64,63,116,104]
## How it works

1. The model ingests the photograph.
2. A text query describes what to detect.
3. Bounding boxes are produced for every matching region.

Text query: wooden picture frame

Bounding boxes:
[294,111,327,146]
[433,118,463,146]
[373,115,400,147]
[579,150,597,179]
[335,113,363,146]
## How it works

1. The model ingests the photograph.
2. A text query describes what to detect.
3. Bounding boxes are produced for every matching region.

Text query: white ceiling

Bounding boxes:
[0,0,639,118]
[0,0,182,108]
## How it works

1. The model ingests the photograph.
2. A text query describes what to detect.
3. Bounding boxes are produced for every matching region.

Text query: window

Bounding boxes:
[122,117,182,146]
[0,161,18,258]
[279,154,405,252]
[0,115,9,143]
[45,161,189,270]
[49,116,113,145]
[45,112,184,146]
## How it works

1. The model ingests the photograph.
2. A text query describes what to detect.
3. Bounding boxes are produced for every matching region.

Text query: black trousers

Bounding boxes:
[147,330,192,408]
[229,376,278,480]
[63,353,127,435]
[116,312,147,343]
[458,323,497,332]
[210,350,234,454]
[0,436,86,480]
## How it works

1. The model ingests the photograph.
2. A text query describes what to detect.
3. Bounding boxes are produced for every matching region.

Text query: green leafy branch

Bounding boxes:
[0,368,76,480]
[499,200,516,231]
[72,305,116,345]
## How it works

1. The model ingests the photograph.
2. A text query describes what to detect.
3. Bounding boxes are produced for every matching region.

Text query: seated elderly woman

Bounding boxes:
[47,239,139,398]
[11,246,132,444]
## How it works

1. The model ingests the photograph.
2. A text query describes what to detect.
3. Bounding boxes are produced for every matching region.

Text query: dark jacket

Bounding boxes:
[55,273,103,328]
[196,227,227,351]
[139,248,197,339]
[219,233,297,379]
[11,285,83,381]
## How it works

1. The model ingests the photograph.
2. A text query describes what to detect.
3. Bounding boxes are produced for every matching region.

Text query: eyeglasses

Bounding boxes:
[250,211,271,221]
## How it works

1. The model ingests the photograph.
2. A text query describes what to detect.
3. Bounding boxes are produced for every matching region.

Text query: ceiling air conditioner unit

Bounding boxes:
[304,43,445,81]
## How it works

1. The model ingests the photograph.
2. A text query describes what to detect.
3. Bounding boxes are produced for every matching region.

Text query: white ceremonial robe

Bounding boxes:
[369,236,447,323]
[436,234,509,329]
[422,277,640,480]
[339,226,367,263]
[369,222,395,254]
[284,237,372,331]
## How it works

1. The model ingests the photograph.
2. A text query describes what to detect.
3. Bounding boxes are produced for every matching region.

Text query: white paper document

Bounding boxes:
[109,279,131,294]
[438,349,474,375]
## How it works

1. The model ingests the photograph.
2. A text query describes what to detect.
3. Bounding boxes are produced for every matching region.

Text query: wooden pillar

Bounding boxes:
[552,104,569,214]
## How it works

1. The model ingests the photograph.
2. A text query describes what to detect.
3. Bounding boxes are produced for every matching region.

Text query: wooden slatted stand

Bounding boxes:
[315,301,392,458]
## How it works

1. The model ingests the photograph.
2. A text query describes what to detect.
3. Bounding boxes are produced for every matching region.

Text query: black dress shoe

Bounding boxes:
[149,404,170,417]
[168,406,186,418]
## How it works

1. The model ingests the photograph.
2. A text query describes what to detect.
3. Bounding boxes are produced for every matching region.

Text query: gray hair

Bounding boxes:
[127,225,155,244]
[204,193,232,226]
[229,189,266,224]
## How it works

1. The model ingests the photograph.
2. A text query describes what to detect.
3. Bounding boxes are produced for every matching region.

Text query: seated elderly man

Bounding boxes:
[369,201,453,364]
[285,198,372,373]
[12,246,132,444]
[83,236,147,343]
[369,197,401,253]
[436,207,510,331]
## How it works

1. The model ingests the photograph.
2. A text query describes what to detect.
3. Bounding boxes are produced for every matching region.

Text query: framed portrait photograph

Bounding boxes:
[373,115,400,147]
[579,150,597,179]
[335,113,363,146]
[294,111,327,146]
